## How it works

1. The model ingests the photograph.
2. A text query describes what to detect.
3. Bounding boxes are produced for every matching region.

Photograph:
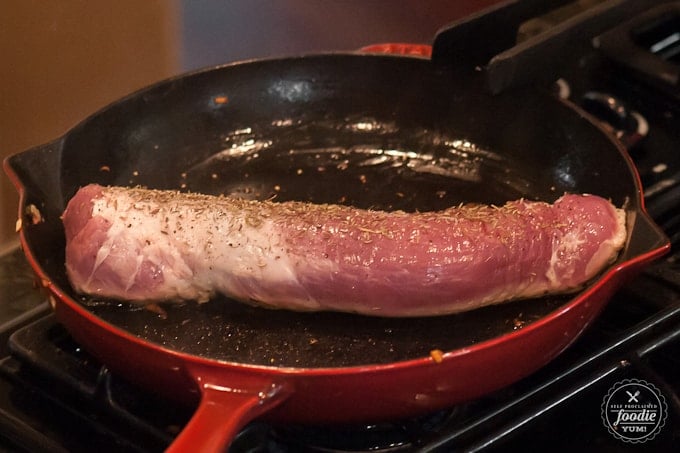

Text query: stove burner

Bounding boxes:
[580,91,649,150]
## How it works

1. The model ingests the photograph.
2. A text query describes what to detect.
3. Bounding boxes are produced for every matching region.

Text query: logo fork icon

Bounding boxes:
[626,390,640,403]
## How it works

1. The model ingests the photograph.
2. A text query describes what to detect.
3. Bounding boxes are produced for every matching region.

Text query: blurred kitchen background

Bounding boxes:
[0,0,503,249]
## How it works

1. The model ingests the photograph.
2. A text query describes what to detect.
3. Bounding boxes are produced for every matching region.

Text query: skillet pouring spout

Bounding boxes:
[2,51,670,452]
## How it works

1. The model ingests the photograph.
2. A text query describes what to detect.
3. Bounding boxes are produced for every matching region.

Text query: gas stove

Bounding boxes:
[2,1,680,451]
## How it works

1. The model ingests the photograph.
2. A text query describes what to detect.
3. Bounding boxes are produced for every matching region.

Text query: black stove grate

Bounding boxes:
[0,309,191,453]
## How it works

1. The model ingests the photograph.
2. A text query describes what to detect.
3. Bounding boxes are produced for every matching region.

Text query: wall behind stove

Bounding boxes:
[179,0,502,70]
[0,1,180,248]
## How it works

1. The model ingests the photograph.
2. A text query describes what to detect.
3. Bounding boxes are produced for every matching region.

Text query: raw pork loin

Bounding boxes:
[63,184,626,317]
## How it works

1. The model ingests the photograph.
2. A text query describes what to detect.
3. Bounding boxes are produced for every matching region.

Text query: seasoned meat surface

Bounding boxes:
[63,184,626,317]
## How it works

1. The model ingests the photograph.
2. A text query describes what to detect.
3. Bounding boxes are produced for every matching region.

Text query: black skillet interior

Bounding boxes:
[9,54,648,368]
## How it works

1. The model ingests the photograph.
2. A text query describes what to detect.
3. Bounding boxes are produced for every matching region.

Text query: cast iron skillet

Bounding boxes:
[4,36,670,453]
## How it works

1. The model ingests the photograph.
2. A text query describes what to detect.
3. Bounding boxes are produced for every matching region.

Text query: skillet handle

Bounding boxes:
[166,365,291,453]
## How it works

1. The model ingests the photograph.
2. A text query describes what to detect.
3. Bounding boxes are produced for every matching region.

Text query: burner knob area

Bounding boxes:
[580,91,649,150]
